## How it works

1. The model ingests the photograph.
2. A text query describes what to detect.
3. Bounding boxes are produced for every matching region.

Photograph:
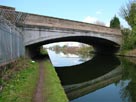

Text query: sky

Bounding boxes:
[0,0,129,47]
[0,0,129,26]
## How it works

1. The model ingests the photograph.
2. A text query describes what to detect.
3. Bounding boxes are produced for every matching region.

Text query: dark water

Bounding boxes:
[48,50,136,102]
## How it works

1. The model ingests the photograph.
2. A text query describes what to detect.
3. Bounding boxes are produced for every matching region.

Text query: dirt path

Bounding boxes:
[33,61,45,102]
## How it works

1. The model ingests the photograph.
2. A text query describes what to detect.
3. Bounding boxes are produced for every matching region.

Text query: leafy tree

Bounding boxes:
[121,28,136,50]
[110,16,120,29]
[119,0,136,50]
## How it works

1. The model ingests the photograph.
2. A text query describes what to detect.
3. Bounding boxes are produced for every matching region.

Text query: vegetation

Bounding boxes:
[78,44,94,59]
[40,46,48,55]
[0,58,39,102]
[120,0,136,29]
[49,44,93,55]
[43,60,68,102]
[120,58,136,102]
[121,28,135,51]
[119,0,136,53]
[110,16,120,29]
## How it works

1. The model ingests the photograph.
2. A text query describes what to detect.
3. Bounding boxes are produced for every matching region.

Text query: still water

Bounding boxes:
[48,50,136,102]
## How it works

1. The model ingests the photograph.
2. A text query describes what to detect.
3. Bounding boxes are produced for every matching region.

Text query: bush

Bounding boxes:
[121,29,136,50]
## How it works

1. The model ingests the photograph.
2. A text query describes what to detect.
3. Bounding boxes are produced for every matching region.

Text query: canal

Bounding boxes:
[47,49,136,102]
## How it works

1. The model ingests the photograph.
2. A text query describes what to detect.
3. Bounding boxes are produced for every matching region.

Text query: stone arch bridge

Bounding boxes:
[17,12,122,57]
[0,7,122,57]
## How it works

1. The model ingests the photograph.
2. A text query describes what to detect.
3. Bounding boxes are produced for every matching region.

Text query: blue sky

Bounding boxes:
[1,0,129,27]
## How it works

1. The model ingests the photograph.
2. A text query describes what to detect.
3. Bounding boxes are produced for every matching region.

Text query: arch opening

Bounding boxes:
[25,36,120,58]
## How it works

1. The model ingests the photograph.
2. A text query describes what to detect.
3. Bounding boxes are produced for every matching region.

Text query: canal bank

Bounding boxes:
[0,57,68,102]
[0,57,39,102]
[118,48,136,57]
[43,60,68,102]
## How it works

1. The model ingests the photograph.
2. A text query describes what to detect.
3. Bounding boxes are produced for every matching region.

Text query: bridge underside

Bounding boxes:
[25,36,120,58]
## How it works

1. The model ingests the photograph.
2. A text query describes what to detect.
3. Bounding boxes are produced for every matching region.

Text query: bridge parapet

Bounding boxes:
[0,6,121,36]
[22,13,121,36]
[0,5,121,36]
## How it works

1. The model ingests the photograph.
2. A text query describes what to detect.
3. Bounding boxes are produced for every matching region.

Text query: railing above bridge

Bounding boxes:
[21,12,121,36]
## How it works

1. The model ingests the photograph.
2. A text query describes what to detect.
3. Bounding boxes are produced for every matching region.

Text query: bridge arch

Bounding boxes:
[23,26,121,58]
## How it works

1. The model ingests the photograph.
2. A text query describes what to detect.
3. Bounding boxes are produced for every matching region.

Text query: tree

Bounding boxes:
[121,28,132,50]
[119,0,136,50]
[119,0,136,29]
[110,16,121,29]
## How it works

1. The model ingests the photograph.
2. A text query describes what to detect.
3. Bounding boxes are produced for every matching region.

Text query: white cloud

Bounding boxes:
[96,9,103,15]
[96,11,102,15]
[83,16,98,24]
[106,22,110,27]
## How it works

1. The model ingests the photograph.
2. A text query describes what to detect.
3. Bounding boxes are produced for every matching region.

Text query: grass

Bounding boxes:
[0,57,69,102]
[0,58,39,102]
[44,60,68,102]
[40,48,48,55]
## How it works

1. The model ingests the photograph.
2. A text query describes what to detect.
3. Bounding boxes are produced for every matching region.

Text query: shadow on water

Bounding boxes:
[59,56,136,102]
[55,54,120,85]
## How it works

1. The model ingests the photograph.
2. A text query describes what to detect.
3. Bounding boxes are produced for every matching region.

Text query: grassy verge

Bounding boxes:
[44,60,68,102]
[0,58,39,102]
[40,48,48,55]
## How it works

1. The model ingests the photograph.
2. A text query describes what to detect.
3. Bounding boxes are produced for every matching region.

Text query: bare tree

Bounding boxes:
[119,0,136,28]
[94,20,105,26]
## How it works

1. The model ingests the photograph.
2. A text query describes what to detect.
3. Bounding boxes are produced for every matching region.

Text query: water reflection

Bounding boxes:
[55,55,120,85]
[69,57,136,102]
[48,49,136,102]
[120,58,136,102]
[47,50,92,67]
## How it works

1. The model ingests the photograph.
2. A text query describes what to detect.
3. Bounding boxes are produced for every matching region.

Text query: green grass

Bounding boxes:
[44,60,68,102]
[0,58,39,102]
[40,48,48,55]
[0,58,68,102]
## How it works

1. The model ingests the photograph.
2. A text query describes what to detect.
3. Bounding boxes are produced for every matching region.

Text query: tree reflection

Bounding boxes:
[120,57,136,102]
[49,44,93,61]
